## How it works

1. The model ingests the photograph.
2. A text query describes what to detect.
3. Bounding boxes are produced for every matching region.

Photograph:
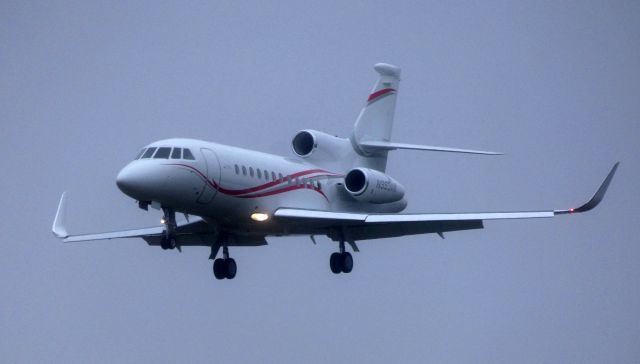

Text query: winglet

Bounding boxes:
[555,162,619,215]
[52,192,69,238]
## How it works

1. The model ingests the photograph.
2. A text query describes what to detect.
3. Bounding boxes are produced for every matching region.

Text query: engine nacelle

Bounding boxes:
[291,129,349,160]
[344,168,405,204]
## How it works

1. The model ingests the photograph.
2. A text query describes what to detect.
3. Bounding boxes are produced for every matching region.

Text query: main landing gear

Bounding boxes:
[212,245,237,280]
[330,240,355,274]
[160,207,177,250]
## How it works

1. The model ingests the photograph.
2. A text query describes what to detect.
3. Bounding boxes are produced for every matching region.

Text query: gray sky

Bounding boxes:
[1,1,639,363]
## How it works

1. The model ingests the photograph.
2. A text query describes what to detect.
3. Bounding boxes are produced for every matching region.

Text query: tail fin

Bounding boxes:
[350,63,401,171]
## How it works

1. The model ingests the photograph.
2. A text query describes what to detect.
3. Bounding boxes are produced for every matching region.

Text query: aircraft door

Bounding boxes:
[196,148,221,204]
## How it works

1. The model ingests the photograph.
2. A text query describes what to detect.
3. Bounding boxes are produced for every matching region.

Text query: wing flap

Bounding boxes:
[365,211,554,223]
[275,208,554,225]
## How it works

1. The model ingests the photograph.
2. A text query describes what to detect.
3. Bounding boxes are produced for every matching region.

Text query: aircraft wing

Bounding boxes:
[274,162,619,241]
[52,192,209,244]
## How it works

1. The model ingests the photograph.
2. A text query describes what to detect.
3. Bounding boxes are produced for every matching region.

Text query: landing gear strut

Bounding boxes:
[212,245,237,280]
[330,239,354,274]
[160,207,177,250]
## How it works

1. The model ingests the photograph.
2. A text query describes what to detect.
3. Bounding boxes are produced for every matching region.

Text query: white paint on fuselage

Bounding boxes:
[118,138,339,228]
[117,138,407,231]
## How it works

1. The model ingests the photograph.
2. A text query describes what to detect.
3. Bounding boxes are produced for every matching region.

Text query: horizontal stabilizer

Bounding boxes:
[358,141,502,155]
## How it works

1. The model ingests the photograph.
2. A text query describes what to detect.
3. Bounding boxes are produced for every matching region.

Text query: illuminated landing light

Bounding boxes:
[250,212,270,222]
[569,208,575,213]
[160,218,166,224]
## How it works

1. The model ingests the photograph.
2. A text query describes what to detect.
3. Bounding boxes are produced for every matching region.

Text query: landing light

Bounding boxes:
[250,213,270,222]
[160,218,166,224]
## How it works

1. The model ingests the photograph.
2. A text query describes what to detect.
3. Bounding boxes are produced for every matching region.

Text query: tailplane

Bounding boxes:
[349,63,500,172]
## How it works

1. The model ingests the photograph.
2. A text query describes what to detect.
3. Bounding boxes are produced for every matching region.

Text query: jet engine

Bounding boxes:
[344,168,405,204]
[291,130,349,159]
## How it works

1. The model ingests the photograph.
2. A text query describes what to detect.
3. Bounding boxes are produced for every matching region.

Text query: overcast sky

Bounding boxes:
[1,1,639,363]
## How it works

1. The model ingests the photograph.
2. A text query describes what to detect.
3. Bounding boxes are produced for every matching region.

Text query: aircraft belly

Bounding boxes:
[203,188,329,227]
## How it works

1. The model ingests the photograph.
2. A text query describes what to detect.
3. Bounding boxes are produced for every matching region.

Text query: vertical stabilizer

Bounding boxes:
[350,63,401,171]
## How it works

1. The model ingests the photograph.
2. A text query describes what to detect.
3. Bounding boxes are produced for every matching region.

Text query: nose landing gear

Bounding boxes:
[160,207,177,250]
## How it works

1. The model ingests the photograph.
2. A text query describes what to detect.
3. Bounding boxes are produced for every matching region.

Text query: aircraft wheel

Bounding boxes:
[330,252,342,274]
[160,237,170,250]
[225,258,237,279]
[213,258,226,280]
[341,252,353,273]
[160,236,176,250]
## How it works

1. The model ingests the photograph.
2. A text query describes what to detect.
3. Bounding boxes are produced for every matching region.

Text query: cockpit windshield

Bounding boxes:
[153,147,171,159]
[134,147,196,161]
[134,149,145,159]
[183,149,195,160]
[141,147,156,159]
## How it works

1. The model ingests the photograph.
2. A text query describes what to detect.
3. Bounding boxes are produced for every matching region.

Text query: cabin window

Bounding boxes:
[234,164,240,174]
[278,173,283,182]
[171,148,182,159]
[183,149,195,160]
[242,166,247,176]
[264,170,269,181]
[153,147,171,159]
[271,171,276,181]
[256,169,262,179]
[249,167,254,177]
[135,149,146,160]
[142,147,156,159]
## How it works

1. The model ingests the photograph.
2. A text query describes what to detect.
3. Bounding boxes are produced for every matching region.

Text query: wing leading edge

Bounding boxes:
[51,192,206,243]
[275,162,619,240]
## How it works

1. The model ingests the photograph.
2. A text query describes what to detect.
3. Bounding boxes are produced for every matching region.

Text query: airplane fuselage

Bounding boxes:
[116,138,406,235]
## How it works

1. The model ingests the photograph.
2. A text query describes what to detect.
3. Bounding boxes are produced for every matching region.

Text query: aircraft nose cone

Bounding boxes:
[116,164,146,198]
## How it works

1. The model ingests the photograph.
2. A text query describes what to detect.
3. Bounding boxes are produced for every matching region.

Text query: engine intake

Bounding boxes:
[344,168,405,204]
[291,130,316,157]
[291,129,350,160]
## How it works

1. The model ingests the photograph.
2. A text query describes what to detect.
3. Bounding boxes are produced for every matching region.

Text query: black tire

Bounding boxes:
[225,258,237,279]
[213,258,226,280]
[330,252,342,274]
[160,237,170,250]
[160,236,176,250]
[341,252,353,273]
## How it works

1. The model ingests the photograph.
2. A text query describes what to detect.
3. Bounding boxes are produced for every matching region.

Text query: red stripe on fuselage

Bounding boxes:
[367,88,396,102]
[165,163,333,200]
[239,183,327,200]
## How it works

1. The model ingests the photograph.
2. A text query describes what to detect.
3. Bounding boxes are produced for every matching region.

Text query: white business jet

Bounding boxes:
[52,63,619,280]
